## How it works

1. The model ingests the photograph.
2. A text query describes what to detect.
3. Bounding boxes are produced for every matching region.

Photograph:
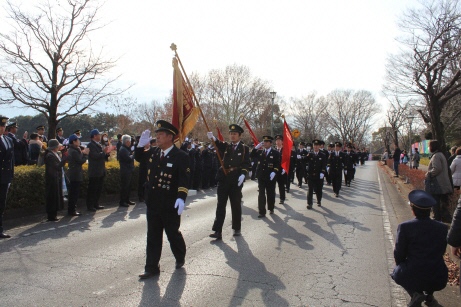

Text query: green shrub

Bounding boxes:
[6,161,139,210]
[420,157,430,166]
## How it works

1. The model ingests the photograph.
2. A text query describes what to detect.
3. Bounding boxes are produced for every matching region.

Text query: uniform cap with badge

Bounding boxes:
[229,124,244,134]
[275,134,283,140]
[36,125,45,131]
[155,120,179,135]
[262,135,274,142]
[0,117,9,127]
[408,190,436,209]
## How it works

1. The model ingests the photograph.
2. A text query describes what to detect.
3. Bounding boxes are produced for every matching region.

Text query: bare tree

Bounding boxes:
[385,96,412,148]
[324,89,379,146]
[289,92,328,141]
[0,0,126,139]
[132,100,162,132]
[384,0,461,152]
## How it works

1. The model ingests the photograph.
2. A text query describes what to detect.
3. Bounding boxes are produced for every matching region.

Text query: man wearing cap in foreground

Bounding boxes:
[0,116,14,238]
[136,120,190,278]
[251,136,280,218]
[207,124,250,239]
[391,190,448,307]
[328,142,345,197]
[6,122,28,166]
[86,129,113,212]
[36,125,48,142]
[302,139,327,209]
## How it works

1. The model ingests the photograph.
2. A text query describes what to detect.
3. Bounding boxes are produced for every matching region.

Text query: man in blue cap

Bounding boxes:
[391,190,448,307]
[86,129,113,212]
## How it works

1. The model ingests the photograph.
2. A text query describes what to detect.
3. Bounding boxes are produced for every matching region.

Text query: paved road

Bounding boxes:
[1,162,410,306]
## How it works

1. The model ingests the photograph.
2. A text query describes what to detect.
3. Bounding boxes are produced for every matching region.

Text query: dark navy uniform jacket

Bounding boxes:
[251,148,280,180]
[214,140,250,181]
[327,151,345,175]
[303,151,327,180]
[392,217,448,292]
[0,135,14,184]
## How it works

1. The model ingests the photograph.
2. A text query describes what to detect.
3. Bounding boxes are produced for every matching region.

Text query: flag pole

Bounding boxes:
[170,43,227,175]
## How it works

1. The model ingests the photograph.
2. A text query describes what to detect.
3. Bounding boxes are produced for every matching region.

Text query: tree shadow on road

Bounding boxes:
[138,270,187,307]
[212,237,289,307]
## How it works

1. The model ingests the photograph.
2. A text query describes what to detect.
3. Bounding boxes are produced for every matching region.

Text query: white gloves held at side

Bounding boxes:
[281,169,286,175]
[320,173,324,179]
[138,130,151,147]
[345,170,347,175]
[255,142,263,149]
[238,174,245,186]
[270,172,276,181]
[174,198,185,215]
[297,155,302,159]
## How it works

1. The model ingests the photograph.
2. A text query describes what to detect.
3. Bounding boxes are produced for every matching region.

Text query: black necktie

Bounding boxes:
[160,152,164,161]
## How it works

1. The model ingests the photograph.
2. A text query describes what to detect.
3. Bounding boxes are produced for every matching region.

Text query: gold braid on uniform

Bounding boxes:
[178,187,188,194]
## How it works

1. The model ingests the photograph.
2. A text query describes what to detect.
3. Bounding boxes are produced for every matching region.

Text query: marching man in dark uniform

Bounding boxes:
[274,134,287,204]
[295,142,307,187]
[343,144,356,187]
[251,136,280,218]
[328,142,345,197]
[303,142,312,184]
[0,117,14,239]
[207,124,250,239]
[36,125,47,142]
[56,127,65,144]
[136,120,190,279]
[325,143,334,185]
[303,139,327,209]
[288,147,296,192]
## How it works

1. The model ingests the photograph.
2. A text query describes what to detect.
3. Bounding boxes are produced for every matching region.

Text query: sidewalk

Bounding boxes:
[379,162,461,306]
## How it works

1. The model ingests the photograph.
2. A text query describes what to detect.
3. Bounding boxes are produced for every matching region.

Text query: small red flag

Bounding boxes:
[282,119,294,174]
[243,118,259,145]
[216,126,224,142]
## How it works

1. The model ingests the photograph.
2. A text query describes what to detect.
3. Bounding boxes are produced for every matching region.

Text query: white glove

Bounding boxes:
[297,155,301,159]
[207,132,216,141]
[270,172,276,181]
[138,130,151,147]
[174,198,185,215]
[251,162,254,166]
[281,169,286,175]
[320,173,324,179]
[255,142,263,149]
[191,143,195,149]
[344,170,347,175]
[249,171,252,178]
[237,174,245,186]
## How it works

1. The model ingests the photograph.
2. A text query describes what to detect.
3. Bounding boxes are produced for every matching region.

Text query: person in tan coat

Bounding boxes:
[425,140,453,221]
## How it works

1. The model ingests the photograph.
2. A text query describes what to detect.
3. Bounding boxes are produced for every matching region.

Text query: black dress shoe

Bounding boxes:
[68,212,82,216]
[258,214,266,218]
[317,202,321,207]
[269,210,274,214]
[175,260,185,269]
[0,233,11,239]
[233,230,241,236]
[139,270,160,279]
[119,203,129,207]
[128,201,136,205]
[279,200,284,204]
[307,204,312,209]
[47,217,59,222]
[335,194,339,197]
[94,205,105,210]
[87,208,97,212]
[209,232,222,239]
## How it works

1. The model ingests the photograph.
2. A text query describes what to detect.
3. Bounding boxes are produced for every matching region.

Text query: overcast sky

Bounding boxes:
[1,0,420,119]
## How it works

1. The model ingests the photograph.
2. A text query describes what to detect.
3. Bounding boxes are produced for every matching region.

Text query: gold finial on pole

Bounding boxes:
[170,43,177,51]
[281,114,285,119]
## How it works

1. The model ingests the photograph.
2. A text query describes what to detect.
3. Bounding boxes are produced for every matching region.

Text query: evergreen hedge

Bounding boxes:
[6,161,139,210]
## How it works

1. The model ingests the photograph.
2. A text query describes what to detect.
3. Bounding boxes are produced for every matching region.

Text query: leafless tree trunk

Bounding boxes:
[384,0,461,152]
[289,92,328,142]
[0,0,126,139]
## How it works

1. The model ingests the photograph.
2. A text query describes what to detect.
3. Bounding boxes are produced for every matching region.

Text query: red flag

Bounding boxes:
[282,119,294,174]
[172,58,199,146]
[243,118,259,145]
[216,126,224,142]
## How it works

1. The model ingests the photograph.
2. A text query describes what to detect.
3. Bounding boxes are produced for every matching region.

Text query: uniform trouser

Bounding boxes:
[67,181,81,213]
[287,170,294,191]
[145,206,186,273]
[344,170,353,185]
[276,173,286,200]
[212,177,243,232]
[120,171,132,204]
[202,167,211,188]
[193,168,202,190]
[296,168,304,186]
[308,178,324,204]
[138,167,148,200]
[251,164,257,180]
[258,178,276,215]
[331,172,342,194]
[86,176,104,209]
[0,183,10,233]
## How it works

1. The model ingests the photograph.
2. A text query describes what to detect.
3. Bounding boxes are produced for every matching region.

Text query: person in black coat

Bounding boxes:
[56,127,65,144]
[447,195,461,294]
[287,148,296,192]
[303,140,327,209]
[135,139,156,202]
[66,134,89,216]
[391,190,448,307]
[6,122,28,166]
[251,136,280,218]
[393,147,402,177]
[44,139,67,221]
[118,135,135,207]
[343,144,356,187]
[207,124,250,238]
[0,116,14,238]
[86,129,113,212]
[274,135,287,204]
[295,142,307,187]
[327,142,345,197]
[136,120,190,279]
[36,125,47,142]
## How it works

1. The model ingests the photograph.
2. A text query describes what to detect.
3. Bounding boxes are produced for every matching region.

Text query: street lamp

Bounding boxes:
[407,115,415,169]
[270,91,276,136]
